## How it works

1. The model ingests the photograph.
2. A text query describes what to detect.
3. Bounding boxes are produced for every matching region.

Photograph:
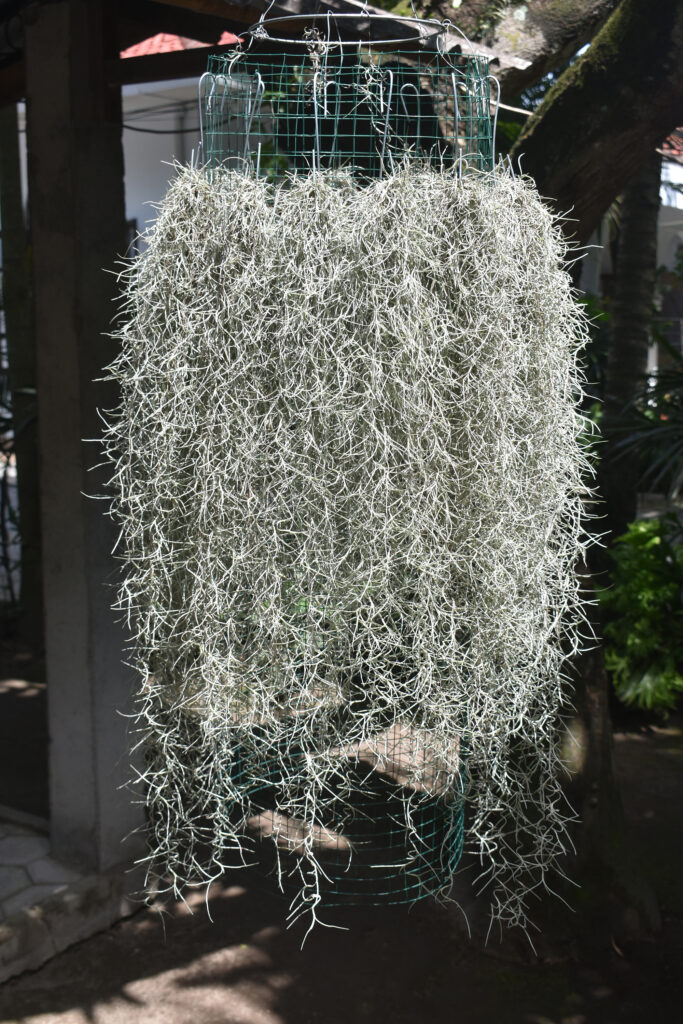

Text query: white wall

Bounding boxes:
[17,83,203,247]
[661,158,683,210]
[122,78,202,245]
[658,160,683,269]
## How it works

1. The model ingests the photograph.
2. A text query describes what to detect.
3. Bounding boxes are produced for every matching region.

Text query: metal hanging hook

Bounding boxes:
[243,72,265,171]
[488,74,500,170]
[197,71,213,158]
[399,82,421,155]
[451,72,461,166]
[313,71,323,171]
[380,69,395,177]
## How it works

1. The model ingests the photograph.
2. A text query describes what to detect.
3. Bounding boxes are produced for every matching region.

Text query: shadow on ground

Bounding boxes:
[0,723,681,1024]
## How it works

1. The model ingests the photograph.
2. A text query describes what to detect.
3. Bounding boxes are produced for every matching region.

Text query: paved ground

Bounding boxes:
[0,818,81,922]
[0,721,681,1024]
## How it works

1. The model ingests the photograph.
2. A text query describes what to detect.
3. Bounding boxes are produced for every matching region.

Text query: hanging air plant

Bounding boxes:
[105,162,592,933]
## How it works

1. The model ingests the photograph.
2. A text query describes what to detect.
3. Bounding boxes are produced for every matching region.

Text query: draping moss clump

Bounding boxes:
[105,164,592,933]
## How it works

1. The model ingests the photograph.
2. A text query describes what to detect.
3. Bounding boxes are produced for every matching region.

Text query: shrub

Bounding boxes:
[599,515,683,709]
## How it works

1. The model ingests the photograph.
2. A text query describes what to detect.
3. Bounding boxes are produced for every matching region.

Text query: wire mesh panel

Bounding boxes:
[200,44,493,183]
[226,723,465,909]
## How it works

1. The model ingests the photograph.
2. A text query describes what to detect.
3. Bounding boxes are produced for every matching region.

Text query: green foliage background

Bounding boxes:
[599,516,683,709]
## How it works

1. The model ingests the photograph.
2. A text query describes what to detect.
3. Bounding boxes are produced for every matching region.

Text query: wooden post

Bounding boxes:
[24,0,144,870]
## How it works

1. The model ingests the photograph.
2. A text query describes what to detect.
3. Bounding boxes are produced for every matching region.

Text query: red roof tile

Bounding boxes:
[120,31,239,59]
[662,130,683,166]
[663,130,683,155]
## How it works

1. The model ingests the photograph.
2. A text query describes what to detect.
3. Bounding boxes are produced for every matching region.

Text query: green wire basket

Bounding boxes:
[199,14,496,183]
[199,13,476,909]
[225,722,466,909]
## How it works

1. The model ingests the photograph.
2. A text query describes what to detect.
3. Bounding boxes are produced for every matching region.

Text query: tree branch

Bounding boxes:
[443,0,620,95]
[510,0,683,246]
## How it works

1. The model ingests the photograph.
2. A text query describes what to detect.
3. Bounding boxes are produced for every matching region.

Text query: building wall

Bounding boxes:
[658,160,683,360]
[121,78,201,246]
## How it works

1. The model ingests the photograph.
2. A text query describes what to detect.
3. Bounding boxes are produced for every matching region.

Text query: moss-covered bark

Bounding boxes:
[511,0,683,245]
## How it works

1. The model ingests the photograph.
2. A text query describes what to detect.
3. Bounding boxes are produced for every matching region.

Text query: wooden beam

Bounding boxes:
[143,0,426,41]
[146,0,261,20]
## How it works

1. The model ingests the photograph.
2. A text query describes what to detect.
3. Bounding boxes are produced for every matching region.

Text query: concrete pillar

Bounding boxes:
[24,0,144,871]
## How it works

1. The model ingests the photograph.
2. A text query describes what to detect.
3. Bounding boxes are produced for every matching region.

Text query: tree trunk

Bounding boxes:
[0,102,44,646]
[563,584,661,946]
[555,157,663,944]
[600,149,663,541]
[510,0,683,247]
[504,7,673,942]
